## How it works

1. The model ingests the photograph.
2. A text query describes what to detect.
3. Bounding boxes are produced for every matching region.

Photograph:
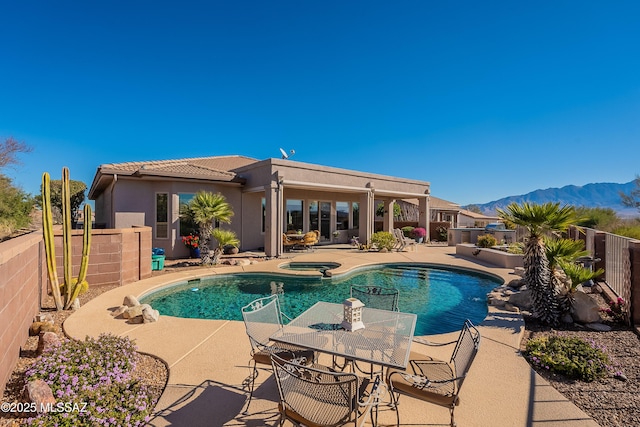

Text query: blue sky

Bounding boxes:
[1,1,639,206]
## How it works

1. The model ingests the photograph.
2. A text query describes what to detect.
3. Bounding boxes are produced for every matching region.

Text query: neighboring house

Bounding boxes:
[88,156,431,258]
[429,196,461,227]
[457,208,501,228]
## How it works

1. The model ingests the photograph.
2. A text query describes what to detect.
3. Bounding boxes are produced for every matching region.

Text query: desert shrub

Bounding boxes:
[611,225,640,240]
[371,231,395,251]
[0,174,34,238]
[25,334,154,426]
[435,226,448,242]
[507,242,524,254]
[401,226,414,237]
[476,234,498,248]
[524,335,610,382]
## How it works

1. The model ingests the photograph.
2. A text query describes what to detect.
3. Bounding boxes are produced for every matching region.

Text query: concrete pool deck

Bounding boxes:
[64,245,599,427]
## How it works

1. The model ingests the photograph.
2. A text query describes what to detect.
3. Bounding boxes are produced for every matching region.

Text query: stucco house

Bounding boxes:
[88,155,431,258]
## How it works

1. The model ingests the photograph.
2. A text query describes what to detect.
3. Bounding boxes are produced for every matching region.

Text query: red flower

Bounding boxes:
[182,235,199,248]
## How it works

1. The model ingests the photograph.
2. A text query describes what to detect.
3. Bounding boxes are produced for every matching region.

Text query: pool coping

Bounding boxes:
[63,245,599,427]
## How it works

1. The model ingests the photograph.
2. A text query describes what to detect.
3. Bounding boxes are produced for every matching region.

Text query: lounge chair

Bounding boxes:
[271,353,386,427]
[387,319,481,427]
[282,233,298,251]
[302,231,318,250]
[393,228,416,252]
[241,295,316,414]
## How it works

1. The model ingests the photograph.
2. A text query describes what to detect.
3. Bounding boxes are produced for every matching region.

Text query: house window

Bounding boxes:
[179,193,198,236]
[352,202,359,228]
[336,202,349,230]
[155,193,169,239]
[285,199,303,232]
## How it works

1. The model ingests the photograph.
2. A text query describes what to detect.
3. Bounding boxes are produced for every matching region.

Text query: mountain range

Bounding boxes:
[468,181,639,218]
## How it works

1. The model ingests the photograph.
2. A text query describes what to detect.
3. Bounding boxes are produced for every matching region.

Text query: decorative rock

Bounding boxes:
[24,379,56,412]
[504,303,520,313]
[235,259,251,266]
[123,305,144,319]
[30,322,51,336]
[507,279,525,289]
[571,291,603,324]
[591,283,603,294]
[489,298,506,308]
[37,332,60,355]
[561,313,574,324]
[111,305,128,317]
[614,372,628,381]
[142,307,160,323]
[123,295,140,307]
[585,322,612,332]
[513,267,525,277]
[508,289,533,310]
[35,313,55,324]
[128,315,144,324]
[71,298,81,310]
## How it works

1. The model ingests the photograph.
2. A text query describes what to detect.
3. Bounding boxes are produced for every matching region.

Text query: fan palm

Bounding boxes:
[187,191,234,265]
[497,202,578,325]
[210,228,240,264]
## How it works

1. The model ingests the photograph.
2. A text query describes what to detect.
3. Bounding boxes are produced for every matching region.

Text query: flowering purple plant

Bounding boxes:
[412,227,427,238]
[25,334,155,426]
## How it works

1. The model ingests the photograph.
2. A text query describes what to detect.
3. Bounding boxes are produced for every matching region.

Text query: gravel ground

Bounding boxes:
[2,260,639,427]
[521,293,640,427]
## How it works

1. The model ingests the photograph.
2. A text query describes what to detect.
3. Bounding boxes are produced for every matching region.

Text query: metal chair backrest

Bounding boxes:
[241,295,284,351]
[271,353,360,426]
[350,285,399,311]
[449,319,481,392]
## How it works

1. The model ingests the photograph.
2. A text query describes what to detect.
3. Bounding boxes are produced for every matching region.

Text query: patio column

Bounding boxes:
[359,191,373,245]
[419,195,429,240]
[382,199,395,232]
[264,182,280,258]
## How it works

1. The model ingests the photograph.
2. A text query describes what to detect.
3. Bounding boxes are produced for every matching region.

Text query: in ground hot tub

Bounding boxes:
[279,262,340,276]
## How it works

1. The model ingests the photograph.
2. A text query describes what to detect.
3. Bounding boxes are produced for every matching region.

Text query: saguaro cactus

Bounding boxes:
[41,167,92,310]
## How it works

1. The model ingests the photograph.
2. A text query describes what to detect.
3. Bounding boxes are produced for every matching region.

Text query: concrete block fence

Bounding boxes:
[0,226,152,395]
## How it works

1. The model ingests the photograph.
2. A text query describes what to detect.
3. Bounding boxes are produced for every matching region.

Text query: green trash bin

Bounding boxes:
[152,254,165,271]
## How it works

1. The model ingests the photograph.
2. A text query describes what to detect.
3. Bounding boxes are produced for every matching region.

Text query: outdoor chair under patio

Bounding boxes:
[283,233,298,251]
[302,231,319,250]
[386,319,481,427]
[393,228,416,252]
[241,295,316,415]
[271,353,386,427]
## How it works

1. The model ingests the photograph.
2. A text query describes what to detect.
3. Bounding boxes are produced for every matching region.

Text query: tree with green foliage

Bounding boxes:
[620,175,640,213]
[573,206,618,230]
[35,179,87,227]
[498,202,578,325]
[376,202,401,219]
[0,137,34,238]
[186,191,234,265]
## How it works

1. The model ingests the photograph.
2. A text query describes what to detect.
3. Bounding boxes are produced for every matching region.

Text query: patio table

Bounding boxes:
[270,301,417,370]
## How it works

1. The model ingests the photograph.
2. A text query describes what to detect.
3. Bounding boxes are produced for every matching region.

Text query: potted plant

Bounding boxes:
[332,230,341,241]
[412,227,427,243]
[182,234,200,258]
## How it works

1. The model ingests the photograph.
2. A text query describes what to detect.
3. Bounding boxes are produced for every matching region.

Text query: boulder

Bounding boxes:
[142,307,160,323]
[37,332,60,355]
[508,289,533,311]
[29,321,56,336]
[24,379,56,412]
[123,305,144,319]
[585,322,612,332]
[35,313,55,324]
[123,295,140,307]
[507,279,525,289]
[571,291,603,324]
[128,315,144,324]
[111,305,128,318]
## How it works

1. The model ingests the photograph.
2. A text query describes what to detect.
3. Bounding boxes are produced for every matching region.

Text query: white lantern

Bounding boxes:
[341,298,365,331]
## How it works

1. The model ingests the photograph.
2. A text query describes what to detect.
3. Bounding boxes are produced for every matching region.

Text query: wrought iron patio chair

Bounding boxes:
[350,285,399,312]
[387,319,481,427]
[271,353,386,427]
[241,295,316,414]
[333,286,400,375]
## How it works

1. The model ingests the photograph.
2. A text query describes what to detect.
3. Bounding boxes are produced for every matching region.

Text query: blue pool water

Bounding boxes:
[140,263,501,335]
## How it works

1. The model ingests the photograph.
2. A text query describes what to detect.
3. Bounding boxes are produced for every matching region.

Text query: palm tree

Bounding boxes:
[187,191,234,265]
[497,202,578,325]
[210,228,240,264]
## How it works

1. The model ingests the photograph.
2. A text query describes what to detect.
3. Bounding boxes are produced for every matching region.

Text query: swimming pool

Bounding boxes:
[140,263,501,335]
